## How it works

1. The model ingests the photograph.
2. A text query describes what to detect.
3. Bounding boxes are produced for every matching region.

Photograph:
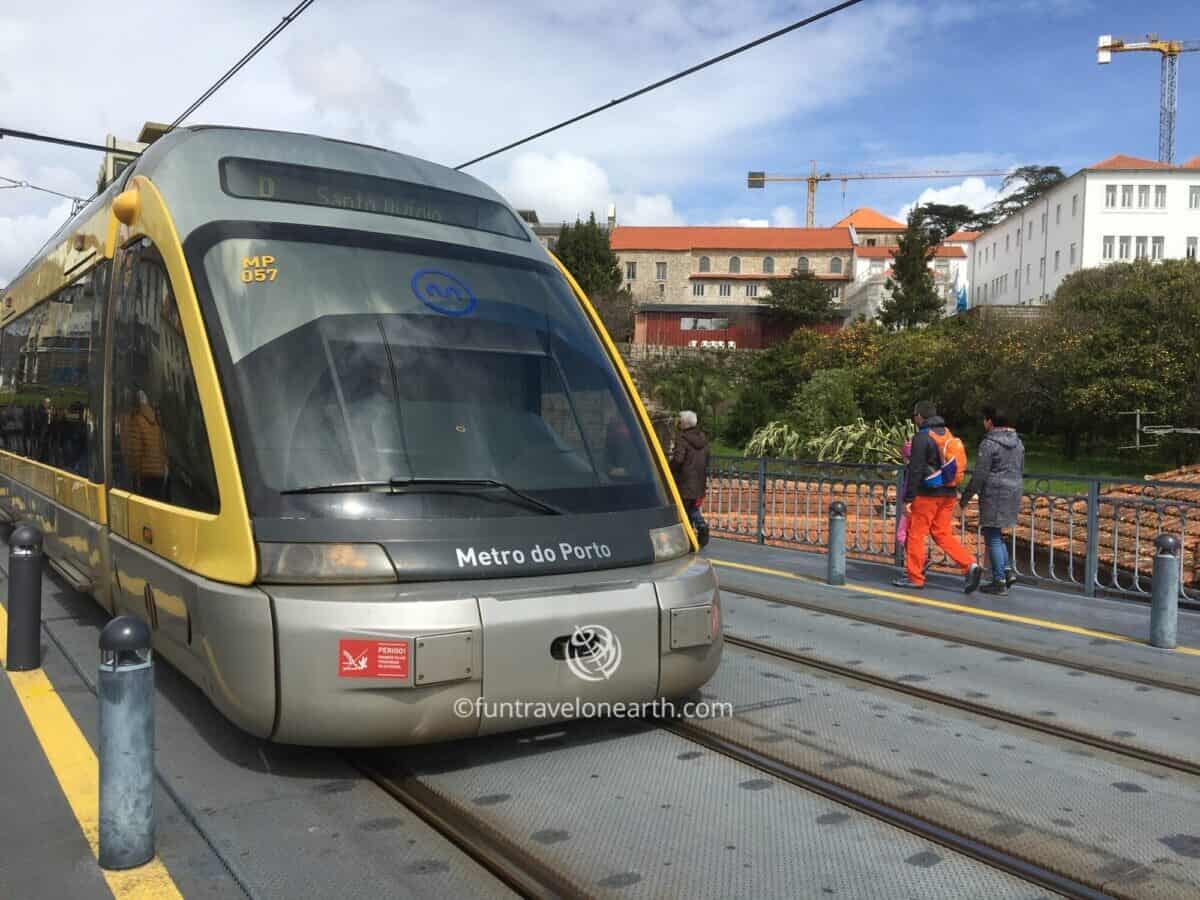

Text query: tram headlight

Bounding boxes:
[649,523,690,562]
[257,542,397,584]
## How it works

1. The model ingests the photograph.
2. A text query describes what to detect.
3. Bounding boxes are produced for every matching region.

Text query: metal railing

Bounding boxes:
[703,455,1200,603]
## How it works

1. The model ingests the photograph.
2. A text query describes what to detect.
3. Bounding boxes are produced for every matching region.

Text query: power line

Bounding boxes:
[0,174,86,203]
[0,127,139,157]
[167,0,318,130]
[455,0,869,170]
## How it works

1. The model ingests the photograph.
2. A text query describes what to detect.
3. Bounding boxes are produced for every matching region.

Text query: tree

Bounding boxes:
[917,202,995,242]
[879,207,943,329]
[788,368,861,440]
[554,212,621,297]
[762,269,838,328]
[987,165,1066,220]
[553,213,634,341]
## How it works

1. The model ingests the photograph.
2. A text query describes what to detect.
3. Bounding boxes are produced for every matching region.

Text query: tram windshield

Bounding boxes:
[198,231,669,515]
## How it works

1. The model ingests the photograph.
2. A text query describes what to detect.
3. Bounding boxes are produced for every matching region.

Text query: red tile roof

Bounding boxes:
[1183,156,1200,170]
[1088,153,1178,171]
[833,208,906,231]
[856,245,966,259]
[946,231,981,242]
[610,226,854,251]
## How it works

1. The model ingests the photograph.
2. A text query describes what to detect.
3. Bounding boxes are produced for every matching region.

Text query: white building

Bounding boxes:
[970,153,1200,308]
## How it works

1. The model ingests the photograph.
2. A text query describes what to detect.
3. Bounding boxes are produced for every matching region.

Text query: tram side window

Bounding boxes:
[109,241,219,513]
[0,263,107,479]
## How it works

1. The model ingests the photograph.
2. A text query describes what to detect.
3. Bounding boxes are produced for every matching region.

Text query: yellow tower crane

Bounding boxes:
[747,163,1011,228]
[1098,34,1200,165]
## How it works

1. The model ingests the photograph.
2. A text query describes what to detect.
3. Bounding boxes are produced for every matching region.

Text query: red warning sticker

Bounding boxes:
[338,639,410,679]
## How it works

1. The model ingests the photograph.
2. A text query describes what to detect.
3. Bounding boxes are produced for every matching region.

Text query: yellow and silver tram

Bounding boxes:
[0,126,722,745]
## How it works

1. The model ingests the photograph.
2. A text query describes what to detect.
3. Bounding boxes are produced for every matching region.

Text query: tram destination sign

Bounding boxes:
[219,157,528,240]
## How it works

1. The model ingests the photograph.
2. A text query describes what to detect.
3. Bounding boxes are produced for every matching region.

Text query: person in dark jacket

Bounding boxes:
[893,401,983,592]
[960,406,1025,595]
[669,410,708,512]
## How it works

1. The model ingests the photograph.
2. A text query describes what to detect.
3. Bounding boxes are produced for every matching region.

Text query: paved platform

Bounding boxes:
[704,538,1200,688]
[0,537,513,900]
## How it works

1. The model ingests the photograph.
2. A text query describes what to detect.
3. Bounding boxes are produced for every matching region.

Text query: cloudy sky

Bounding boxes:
[2,0,1198,283]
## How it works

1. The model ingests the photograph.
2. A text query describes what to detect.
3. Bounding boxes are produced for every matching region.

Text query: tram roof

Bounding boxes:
[3,126,543,305]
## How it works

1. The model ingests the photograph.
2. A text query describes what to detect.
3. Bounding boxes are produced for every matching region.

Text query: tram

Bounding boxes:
[0,126,722,745]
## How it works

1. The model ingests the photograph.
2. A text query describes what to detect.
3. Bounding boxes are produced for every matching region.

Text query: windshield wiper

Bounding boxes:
[280,477,565,515]
[387,478,565,515]
[279,480,392,495]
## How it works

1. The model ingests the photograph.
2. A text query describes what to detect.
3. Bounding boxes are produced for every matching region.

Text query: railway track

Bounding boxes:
[660,718,1109,900]
[349,754,589,900]
[723,633,1200,778]
[719,581,1200,698]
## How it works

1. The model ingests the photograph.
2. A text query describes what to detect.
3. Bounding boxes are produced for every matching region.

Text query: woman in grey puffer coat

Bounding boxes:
[959,406,1025,595]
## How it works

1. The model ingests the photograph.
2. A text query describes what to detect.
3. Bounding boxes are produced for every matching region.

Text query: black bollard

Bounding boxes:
[6,522,44,671]
[98,616,155,870]
[1150,534,1180,650]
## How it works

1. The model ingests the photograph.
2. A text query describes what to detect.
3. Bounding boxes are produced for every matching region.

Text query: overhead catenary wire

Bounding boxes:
[0,175,86,204]
[166,0,318,130]
[455,0,869,169]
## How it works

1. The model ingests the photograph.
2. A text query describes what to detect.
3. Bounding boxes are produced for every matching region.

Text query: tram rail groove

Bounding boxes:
[660,719,1110,900]
[350,755,589,900]
[724,635,1200,778]
[719,581,1200,698]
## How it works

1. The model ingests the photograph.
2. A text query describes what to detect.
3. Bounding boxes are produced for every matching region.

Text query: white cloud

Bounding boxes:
[894,176,1007,222]
[498,150,683,226]
[771,206,800,227]
[0,201,73,289]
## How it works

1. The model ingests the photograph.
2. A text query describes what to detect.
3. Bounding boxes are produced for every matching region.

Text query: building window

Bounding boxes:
[866,238,877,247]
[1138,185,1150,208]
[729,256,741,274]
[1121,184,1134,208]
[547,237,557,250]
[1188,237,1198,260]
[1135,236,1148,259]
[698,256,711,273]
[1119,236,1131,259]
[746,283,758,298]
[1055,203,1061,225]
[1028,221,1033,239]
[1102,236,1114,259]
[692,282,704,297]
[680,317,696,331]
[831,286,841,300]
[830,257,842,274]
[1151,236,1164,260]
[1014,268,1019,286]
[1105,185,1117,208]
[1017,228,1022,245]
[1039,257,1045,277]
[993,241,998,257]
[1191,186,1200,209]
[797,257,809,272]
[1072,194,1079,216]
[1005,234,1010,251]
[655,261,667,280]
[870,260,884,274]
[763,256,775,274]
[625,261,636,280]
[1155,185,1167,209]
[1070,242,1077,265]
[1054,250,1060,272]
[1026,264,1031,284]
[718,283,732,297]
[1041,212,1047,233]
[658,283,665,296]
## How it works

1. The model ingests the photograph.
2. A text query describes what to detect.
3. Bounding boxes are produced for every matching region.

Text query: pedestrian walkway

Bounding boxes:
[704,537,1200,687]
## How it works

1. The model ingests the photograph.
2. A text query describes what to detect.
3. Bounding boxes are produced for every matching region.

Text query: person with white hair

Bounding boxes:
[669,409,708,513]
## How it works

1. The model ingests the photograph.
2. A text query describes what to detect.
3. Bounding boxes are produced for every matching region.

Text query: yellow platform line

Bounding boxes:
[0,606,184,900]
[711,557,1200,657]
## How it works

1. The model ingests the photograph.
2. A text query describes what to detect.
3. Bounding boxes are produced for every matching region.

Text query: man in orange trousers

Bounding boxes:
[893,401,983,592]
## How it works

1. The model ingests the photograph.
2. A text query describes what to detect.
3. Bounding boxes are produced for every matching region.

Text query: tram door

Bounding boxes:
[105,237,221,679]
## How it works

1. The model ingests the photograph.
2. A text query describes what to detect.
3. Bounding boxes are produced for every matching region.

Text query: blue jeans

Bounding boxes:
[981,526,1009,581]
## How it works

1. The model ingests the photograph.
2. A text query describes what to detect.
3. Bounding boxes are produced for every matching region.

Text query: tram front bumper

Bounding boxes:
[264,555,722,746]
